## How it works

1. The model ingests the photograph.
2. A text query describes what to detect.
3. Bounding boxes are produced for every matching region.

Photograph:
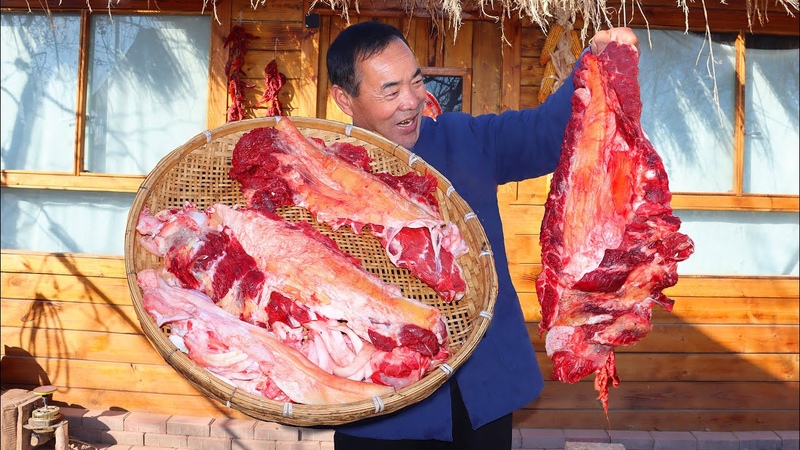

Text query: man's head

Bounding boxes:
[327,21,428,149]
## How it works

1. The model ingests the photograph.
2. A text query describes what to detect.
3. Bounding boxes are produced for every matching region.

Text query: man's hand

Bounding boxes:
[590,27,639,55]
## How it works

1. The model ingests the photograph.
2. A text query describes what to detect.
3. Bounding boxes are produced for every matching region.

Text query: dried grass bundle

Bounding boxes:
[306,0,798,39]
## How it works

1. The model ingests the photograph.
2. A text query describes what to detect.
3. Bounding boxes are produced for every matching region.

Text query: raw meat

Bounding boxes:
[536,42,694,414]
[138,268,394,404]
[136,203,449,393]
[228,117,468,302]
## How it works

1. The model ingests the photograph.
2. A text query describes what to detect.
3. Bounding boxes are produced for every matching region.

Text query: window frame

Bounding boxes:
[0,0,227,193]
[662,31,799,213]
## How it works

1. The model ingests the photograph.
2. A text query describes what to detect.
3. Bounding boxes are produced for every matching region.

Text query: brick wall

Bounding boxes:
[56,407,799,450]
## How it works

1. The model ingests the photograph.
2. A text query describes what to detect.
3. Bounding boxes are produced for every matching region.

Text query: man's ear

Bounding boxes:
[331,85,354,117]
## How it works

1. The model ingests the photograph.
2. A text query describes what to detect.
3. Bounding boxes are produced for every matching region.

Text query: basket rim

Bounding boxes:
[124,116,498,426]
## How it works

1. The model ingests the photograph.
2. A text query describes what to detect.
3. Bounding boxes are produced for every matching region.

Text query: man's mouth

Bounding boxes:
[397,115,417,128]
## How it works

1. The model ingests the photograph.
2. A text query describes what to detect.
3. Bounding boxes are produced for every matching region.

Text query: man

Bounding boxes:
[326,20,639,449]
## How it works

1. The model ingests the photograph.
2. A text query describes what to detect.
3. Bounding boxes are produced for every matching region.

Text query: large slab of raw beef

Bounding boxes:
[536,42,694,414]
[228,117,468,302]
[136,203,450,399]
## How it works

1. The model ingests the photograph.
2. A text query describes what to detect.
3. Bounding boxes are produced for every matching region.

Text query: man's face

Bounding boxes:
[333,39,427,149]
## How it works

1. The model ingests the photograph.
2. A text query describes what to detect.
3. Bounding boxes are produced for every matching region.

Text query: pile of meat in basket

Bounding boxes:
[124,116,498,426]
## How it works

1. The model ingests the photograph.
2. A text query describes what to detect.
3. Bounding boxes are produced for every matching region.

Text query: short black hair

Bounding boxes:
[326,21,412,96]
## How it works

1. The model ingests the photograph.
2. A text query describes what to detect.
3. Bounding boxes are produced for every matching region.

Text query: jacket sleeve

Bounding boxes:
[472,54,583,184]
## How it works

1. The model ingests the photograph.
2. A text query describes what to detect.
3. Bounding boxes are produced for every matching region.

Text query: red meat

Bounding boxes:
[136,203,449,394]
[229,118,468,302]
[536,42,694,415]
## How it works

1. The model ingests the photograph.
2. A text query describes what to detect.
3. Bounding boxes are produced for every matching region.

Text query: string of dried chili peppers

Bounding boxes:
[257,59,287,117]
[223,25,258,122]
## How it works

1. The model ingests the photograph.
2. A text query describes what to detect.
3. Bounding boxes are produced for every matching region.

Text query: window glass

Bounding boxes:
[424,75,463,112]
[634,29,737,193]
[1,188,135,255]
[675,210,799,276]
[743,44,799,195]
[84,14,211,175]
[1,13,80,172]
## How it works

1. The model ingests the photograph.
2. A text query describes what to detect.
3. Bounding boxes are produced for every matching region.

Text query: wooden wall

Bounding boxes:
[1,0,798,433]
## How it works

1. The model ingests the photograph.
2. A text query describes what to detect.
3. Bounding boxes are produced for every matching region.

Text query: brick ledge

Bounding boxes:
[55,407,799,450]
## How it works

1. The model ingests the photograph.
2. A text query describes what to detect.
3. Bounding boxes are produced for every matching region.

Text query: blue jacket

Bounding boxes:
[335,63,577,441]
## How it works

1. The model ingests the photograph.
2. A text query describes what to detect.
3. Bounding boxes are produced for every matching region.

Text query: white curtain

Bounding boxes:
[635,29,737,193]
[744,47,800,195]
[84,15,211,175]
[633,30,799,276]
[1,13,81,172]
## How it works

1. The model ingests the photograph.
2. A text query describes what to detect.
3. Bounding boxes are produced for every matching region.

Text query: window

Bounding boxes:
[422,67,470,114]
[424,75,463,113]
[633,29,799,276]
[1,5,212,255]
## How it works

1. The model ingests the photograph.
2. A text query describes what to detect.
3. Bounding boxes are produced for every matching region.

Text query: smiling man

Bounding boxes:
[326,20,639,450]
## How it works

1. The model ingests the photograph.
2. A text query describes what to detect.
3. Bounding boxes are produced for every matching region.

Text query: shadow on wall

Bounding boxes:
[517,290,800,431]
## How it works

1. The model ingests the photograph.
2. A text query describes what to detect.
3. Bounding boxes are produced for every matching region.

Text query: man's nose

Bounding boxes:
[399,88,422,110]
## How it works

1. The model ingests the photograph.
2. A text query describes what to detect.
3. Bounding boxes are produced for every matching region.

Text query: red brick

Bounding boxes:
[776,430,800,450]
[276,442,321,450]
[167,414,213,437]
[565,443,624,450]
[650,431,697,450]
[188,435,233,450]
[144,432,189,448]
[565,429,611,443]
[519,428,566,449]
[732,431,781,450]
[608,429,654,450]
[59,406,87,430]
[232,438,278,450]
[254,421,300,441]
[98,429,145,446]
[69,427,102,444]
[299,428,334,441]
[210,418,257,439]
[124,412,170,433]
[691,431,738,450]
[83,409,129,431]
[512,428,522,448]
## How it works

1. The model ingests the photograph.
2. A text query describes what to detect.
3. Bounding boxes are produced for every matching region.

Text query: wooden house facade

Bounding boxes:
[1,0,798,434]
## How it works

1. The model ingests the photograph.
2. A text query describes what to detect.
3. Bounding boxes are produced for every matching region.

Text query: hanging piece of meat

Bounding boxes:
[136,203,450,400]
[536,41,695,415]
[223,25,257,122]
[229,117,468,302]
[257,59,286,116]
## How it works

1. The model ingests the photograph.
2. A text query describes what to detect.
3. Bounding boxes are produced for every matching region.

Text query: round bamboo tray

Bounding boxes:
[124,116,498,426]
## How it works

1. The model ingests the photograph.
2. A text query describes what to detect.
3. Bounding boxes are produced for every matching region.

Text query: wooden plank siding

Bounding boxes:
[1,0,798,433]
[2,249,797,429]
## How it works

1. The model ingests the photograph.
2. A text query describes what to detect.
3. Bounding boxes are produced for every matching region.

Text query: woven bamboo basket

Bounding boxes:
[124,116,498,426]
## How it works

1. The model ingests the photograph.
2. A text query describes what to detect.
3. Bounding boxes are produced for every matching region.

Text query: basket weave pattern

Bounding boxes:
[124,117,498,426]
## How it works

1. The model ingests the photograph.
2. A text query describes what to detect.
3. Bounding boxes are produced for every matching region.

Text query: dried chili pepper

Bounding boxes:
[224,25,258,122]
[257,59,287,116]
